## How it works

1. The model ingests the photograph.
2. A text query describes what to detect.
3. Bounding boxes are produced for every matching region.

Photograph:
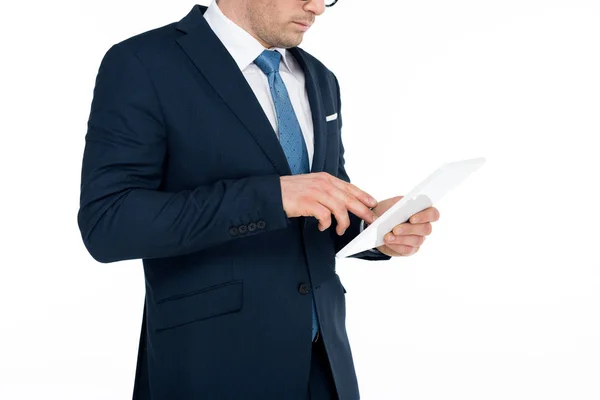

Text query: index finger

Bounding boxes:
[409,207,440,224]
[332,179,379,223]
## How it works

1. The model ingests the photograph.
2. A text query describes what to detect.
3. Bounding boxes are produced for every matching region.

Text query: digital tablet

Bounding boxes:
[336,157,486,258]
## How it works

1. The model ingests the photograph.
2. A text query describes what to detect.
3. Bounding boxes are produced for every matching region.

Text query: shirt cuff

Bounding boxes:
[360,219,385,254]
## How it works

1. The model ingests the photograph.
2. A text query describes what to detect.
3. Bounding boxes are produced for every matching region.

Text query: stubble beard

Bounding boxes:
[248,9,303,48]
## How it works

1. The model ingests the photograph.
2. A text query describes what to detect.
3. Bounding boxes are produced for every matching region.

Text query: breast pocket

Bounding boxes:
[154,280,243,332]
[326,113,340,135]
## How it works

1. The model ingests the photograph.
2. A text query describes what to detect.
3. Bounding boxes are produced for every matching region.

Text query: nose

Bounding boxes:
[303,0,326,16]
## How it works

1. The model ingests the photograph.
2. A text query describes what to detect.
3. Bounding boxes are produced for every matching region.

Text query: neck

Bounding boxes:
[216,0,272,49]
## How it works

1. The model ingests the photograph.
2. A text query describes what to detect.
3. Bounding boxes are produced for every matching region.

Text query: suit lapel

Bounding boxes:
[289,47,328,174]
[176,6,292,176]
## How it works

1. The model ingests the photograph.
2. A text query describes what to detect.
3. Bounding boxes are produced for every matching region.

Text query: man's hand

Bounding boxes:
[372,196,440,257]
[280,172,379,236]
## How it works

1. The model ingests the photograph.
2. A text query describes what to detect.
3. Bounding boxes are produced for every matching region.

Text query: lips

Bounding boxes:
[293,21,312,31]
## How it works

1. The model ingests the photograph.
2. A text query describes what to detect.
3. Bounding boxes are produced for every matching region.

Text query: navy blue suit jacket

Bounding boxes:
[78,5,390,399]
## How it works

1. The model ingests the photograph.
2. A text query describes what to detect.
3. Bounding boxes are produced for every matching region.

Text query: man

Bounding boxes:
[77,0,440,398]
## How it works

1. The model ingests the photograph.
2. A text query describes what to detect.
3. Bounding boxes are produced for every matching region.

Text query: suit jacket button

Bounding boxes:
[257,220,266,229]
[238,225,248,235]
[248,222,257,232]
[229,227,239,236]
[298,283,311,295]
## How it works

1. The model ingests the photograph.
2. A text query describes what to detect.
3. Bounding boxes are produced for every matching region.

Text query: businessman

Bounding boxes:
[78,0,440,399]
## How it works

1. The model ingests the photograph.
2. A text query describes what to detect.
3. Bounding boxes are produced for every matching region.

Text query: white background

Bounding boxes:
[1,0,599,399]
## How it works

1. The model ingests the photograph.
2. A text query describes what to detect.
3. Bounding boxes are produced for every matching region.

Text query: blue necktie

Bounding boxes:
[254,50,319,341]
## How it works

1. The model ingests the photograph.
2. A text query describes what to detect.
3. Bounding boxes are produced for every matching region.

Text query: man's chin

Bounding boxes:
[279,35,303,48]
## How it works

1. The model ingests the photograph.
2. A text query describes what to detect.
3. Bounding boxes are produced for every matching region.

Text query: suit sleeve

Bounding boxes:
[329,75,391,261]
[77,43,289,263]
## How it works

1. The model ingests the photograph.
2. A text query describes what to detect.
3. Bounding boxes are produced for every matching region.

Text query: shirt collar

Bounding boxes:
[204,0,294,73]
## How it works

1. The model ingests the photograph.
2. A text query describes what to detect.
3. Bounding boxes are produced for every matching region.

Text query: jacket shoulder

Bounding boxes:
[103,21,181,61]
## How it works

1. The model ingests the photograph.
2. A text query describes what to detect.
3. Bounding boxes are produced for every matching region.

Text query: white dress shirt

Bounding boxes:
[204,0,315,170]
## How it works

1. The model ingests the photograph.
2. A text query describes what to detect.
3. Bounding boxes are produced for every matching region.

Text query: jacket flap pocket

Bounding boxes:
[156,280,243,331]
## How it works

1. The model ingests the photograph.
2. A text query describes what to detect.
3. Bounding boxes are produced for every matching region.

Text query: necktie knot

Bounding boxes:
[254,50,281,75]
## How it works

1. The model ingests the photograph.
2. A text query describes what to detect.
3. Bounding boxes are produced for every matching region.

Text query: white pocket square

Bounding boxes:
[326,113,338,122]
